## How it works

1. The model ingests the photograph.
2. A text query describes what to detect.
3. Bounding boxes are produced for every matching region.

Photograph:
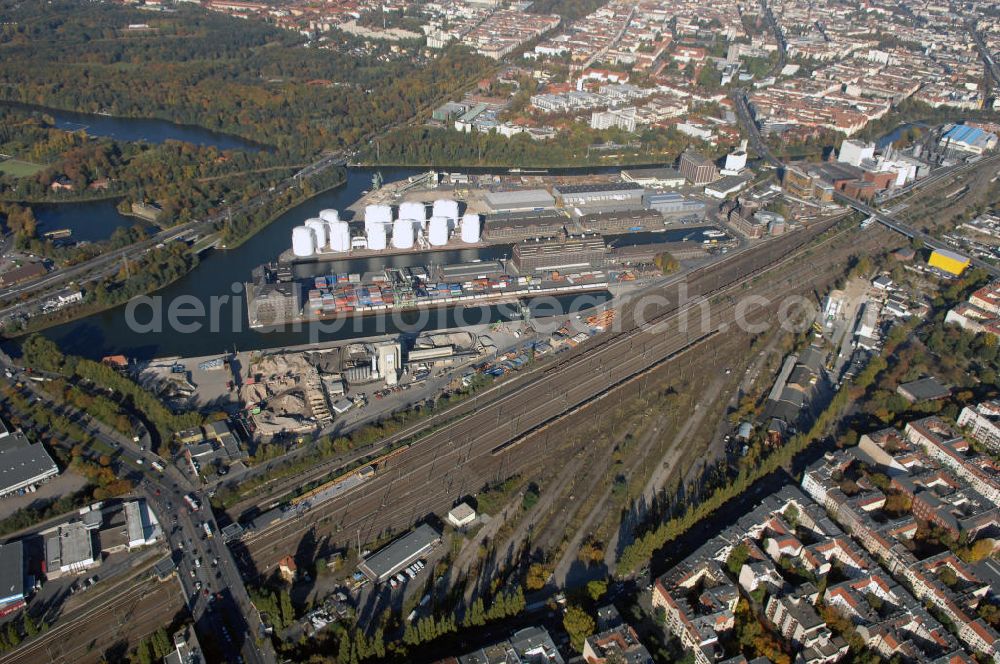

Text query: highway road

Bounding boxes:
[969,22,1000,99]
[0,356,275,664]
[761,0,787,78]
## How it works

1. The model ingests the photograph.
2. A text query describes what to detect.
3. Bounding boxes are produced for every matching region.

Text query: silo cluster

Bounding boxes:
[290,199,476,257]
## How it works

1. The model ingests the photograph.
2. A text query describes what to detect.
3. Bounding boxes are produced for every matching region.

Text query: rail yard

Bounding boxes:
[232,215,887,577]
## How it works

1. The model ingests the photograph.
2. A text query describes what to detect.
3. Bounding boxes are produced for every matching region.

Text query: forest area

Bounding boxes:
[0,1,496,158]
[0,106,295,218]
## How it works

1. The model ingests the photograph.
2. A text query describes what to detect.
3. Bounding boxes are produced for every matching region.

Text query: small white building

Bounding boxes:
[125,500,161,550]
[447,503,477,528]
[374,341,402,387]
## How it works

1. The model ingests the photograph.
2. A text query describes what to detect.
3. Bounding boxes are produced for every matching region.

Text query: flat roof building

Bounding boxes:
[512,234,607,273]
[553,182,645,208]
[447,503,477,528]
[704,175,749,199]
[45,521,98,579]
[574,209,665,234]
[483,189,556,213]
[644,192,707,221]
[928,248,971,276]
[621,167,686,188]
[164,624,204,664]
[483,211,568,241]
[125,500,161,550]
[358,523,440,583]
[0,426,59,498]
[897,377,951,403]
[439,261,505,280]
[0,542,25,610]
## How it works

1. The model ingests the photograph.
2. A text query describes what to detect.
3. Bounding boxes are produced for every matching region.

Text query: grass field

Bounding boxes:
[0,158,45,177]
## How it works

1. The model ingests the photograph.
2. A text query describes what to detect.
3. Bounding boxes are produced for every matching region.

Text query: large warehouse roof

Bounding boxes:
[358,524,440,582]
[483,189,555,210]
[0,542,23,606]
[553,182,643,195]
[0,431,58,496]
[485,211,567,232]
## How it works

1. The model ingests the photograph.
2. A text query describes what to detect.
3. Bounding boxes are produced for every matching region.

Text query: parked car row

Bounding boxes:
[388,559,425,589]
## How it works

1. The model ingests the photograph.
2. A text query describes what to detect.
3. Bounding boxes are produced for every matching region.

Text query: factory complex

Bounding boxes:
[283,169,715,262]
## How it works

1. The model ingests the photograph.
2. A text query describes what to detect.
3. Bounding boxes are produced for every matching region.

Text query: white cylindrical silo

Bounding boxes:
[461,213,481,244]
[392,218,415,249]
[305,218,327,250]
[291,226,316,257]
[428,215,449,246]
[433,199,459,220]
[329,221,351,252]
[367,223,387,251]
[365,204,393,232]
[319,209,340,224]
[399,201,426,224]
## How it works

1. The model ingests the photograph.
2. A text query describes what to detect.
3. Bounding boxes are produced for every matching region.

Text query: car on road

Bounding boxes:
[395,573,407,584]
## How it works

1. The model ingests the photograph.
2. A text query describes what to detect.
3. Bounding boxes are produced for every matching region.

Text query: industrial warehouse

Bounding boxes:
[0,418,59,498]
[357,524,441,584]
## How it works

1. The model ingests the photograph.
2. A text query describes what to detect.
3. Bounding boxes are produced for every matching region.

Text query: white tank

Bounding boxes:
[461,213,481,244]
[367,223,387,251]
[433,199,459,220]
[319,209,340,224]
[305,218,327,250]
[428,215,449,246]
[365,204,393,232]
[399,202,426,224]
[291,226,316,257]
[392,219,415,249]
[329,221,351,252]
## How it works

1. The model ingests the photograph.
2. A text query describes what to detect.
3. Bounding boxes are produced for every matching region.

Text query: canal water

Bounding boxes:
[875,121,930,149]
[1,100,263,151]
[38,167,609,360]
[34,199,153,243]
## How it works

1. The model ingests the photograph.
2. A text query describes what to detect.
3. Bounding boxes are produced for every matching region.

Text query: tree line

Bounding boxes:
[20,335,202,442]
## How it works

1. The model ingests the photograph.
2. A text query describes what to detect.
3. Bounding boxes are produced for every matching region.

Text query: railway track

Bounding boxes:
[227,217,849,519]
[0,579,181,664]
[241,218,878,565]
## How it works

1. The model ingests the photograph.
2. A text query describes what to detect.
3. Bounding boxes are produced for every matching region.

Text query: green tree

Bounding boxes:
[726,543,750,576]
[563,605,595,652]
[654,251,680,275]
[526,563,550,590]
[586,579,608,602]
[279,589,294,627]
